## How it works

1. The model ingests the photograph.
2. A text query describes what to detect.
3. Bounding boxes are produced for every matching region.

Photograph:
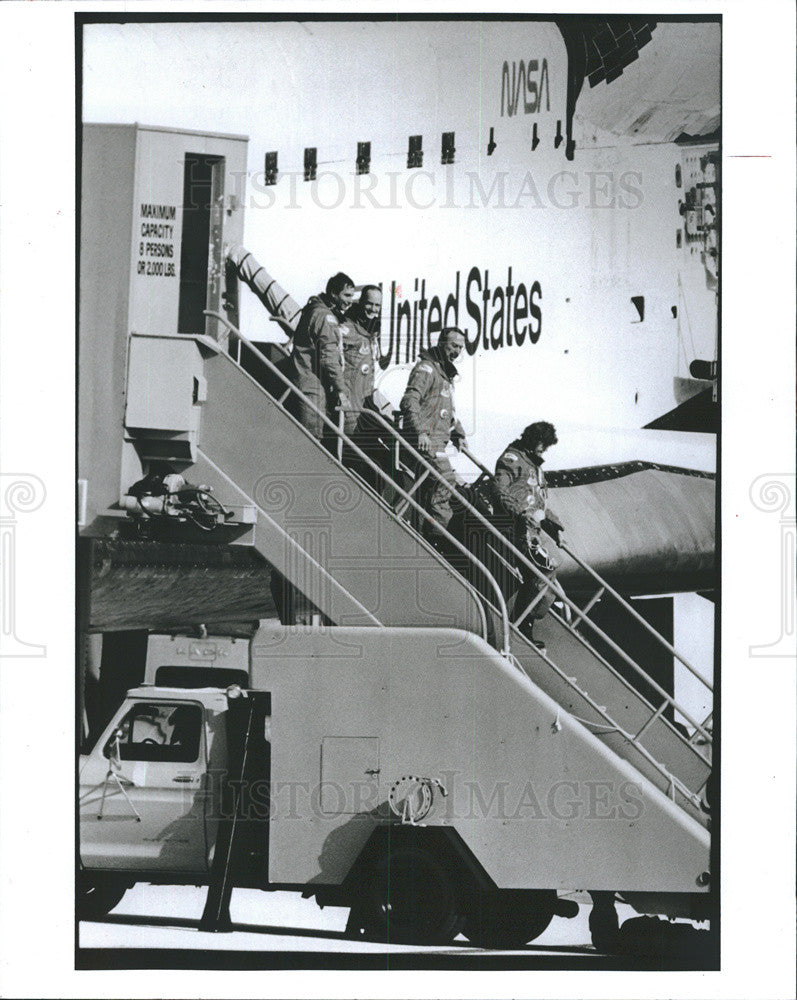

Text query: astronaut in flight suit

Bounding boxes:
[399,327,468,539]
[289,272,357,438]
[485,421,565,646]
[319,285,382,436]
[449,420,565,649]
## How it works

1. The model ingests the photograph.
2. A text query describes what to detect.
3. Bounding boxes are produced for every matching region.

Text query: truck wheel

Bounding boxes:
[77,873,129,919]
[360,846,464,945]
[463,889,556,949]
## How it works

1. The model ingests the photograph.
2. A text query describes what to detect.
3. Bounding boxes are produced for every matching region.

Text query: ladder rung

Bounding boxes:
[571,586,605,632]
[394,470,429,518]
[484,541,523,580]
[633,698,668,742]
[514,579,555,623]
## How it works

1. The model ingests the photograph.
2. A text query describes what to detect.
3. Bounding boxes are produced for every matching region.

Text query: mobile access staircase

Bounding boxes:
[121,317,713,916]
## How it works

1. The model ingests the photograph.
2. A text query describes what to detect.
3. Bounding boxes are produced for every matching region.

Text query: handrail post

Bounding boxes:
[513,576,556,625]
[558,539,712,693]
[336,409,345,463]
[570,586,605,632]
[395,469,430,518]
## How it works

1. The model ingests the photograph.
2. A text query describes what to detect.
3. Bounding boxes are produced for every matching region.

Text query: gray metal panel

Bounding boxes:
[134,122,249,143]
[79,124,249,530]
[254,626,709,892]
[128,125,248,339]
[79,124,137,527]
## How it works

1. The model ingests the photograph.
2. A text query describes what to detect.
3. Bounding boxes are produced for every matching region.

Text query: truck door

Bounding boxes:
[79,699,209,873]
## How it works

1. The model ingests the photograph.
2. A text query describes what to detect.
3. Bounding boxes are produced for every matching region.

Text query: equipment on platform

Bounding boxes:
[122,472,233,532]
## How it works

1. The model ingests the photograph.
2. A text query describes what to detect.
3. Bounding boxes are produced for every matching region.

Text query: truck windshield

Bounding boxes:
[105,702,202,763]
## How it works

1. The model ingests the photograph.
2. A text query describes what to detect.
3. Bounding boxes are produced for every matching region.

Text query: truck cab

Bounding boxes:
[79,686,229,876]
[78,624,709,947]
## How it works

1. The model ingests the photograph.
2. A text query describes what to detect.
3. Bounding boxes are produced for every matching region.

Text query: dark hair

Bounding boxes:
[359,284,381,301]
[438,326,465,344]
[521,421,558,450]
[326,272,355,297]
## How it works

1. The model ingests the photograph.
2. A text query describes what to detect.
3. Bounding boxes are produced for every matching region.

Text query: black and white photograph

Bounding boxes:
[0,3,795,998]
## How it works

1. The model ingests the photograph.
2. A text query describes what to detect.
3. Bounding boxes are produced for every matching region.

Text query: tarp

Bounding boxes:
[86,539,276,633]
[547,461,715,595]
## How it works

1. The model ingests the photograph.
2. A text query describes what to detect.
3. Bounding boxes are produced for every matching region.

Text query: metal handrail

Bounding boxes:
[203,311,506,652]
[504,618,705,811]
[203,311,712,769]
[560,542,712,692]
[460,445,712,694]
[362,407,712,747]
[548,603,711,763]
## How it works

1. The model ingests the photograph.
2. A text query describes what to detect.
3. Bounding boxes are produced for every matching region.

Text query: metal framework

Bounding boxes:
[203,311,713,808]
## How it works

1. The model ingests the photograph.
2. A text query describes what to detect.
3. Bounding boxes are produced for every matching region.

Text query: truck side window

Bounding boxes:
[104,702,202,763]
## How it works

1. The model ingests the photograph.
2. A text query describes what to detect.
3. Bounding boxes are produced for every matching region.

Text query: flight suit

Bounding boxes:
[490,442,563,622]
[319,312,379,435]
[400,347,466,535]
[290,294,348,438]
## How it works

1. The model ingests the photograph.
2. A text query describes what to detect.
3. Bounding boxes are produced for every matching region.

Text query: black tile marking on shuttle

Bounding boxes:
[356,141,371,175]
[304,147,317,182]
[264,151,278,186]
[554,17,658,162]
[407,134,423,169]
[545,461,715,489]
[644,391,718,434]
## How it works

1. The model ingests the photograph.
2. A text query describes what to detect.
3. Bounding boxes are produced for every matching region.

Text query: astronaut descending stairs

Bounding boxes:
[125,323,711,828]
